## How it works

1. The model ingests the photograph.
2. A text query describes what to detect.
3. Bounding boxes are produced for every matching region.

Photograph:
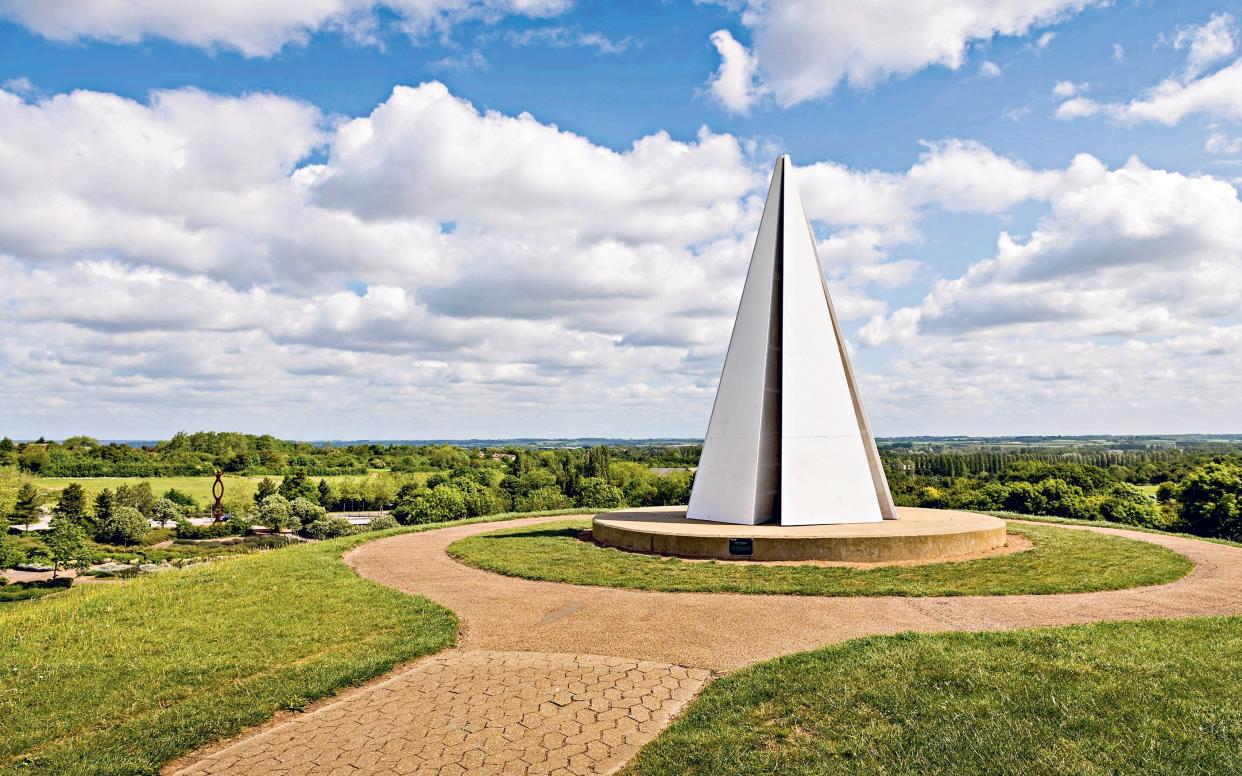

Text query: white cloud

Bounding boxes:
[1056,15,1242,126]
[2,79,1237,437]
[979,61,1003,78]
[706,29,764,113]
[504,25,635,54]
[1054,95,1101,119]
[1113,42,1124,61]
[0,0,572,57]
[1174,13,1236,79]
[1052,80,1086,97]
[704,0,1099,107]
[1206,131,1242,154]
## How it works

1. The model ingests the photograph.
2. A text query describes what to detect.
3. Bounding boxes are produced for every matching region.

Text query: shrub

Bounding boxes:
[258,494,296,532]
[176,520,248,539]
[96,506,149,545]
[290,497,327,526]
[150,498,182,528]
[574,477,625,509]
[1176,463,1242,540]
[367,514,398,531]
[303,516,355,540]
[1096,484,1163,528]
[409,486,468,524]
[516,487,572,513]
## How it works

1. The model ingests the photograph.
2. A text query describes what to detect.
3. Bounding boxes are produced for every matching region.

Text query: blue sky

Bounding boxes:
[1,0,1240,440]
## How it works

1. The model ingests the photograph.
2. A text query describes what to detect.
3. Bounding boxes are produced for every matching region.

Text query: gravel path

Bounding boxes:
[171,516,1242,776]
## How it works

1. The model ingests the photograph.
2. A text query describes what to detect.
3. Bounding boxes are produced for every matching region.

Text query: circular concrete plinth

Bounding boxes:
[592,506,1006,563]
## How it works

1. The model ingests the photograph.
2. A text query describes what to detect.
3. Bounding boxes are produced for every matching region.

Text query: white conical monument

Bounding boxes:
[688,155,896,526]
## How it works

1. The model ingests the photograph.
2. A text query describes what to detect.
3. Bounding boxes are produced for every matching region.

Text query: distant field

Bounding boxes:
[34,472,435,506]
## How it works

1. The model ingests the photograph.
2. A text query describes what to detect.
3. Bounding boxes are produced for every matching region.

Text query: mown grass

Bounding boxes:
[448,520,1192,596]
[991,511,1242,549]
[0,509,596,775]
[624,617,1242,776]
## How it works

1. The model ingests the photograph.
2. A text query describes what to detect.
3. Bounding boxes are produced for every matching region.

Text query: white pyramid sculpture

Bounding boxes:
[687,156,896,526]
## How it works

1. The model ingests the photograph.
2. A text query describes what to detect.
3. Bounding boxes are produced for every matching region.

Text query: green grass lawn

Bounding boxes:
[992,511,1242,549]
[0,508,598,775]
[447,519,1192,596]
[624,617,1242,776]
[0,526,457,775]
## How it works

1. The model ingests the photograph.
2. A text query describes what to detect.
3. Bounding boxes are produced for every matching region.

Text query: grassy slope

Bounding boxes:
[0,510,595,776]
[448,520,1192,596]
[991,511,1242,549]
[625,617,1242,776]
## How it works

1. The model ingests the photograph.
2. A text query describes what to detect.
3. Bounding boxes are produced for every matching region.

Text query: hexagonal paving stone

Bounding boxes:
[171,651,710,776]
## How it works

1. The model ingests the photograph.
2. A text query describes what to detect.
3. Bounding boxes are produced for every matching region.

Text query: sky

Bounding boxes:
[1,0,1240,441]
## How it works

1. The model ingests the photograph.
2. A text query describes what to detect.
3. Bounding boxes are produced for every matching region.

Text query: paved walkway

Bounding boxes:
[172,517,1242,775]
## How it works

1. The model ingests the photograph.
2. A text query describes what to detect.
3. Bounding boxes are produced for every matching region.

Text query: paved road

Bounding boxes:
[171,516,1242,776]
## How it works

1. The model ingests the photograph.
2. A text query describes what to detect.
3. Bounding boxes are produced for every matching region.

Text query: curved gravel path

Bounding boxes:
[172,517,1242,776]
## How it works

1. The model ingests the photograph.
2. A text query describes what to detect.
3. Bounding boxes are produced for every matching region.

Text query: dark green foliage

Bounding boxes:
[1176,462,1242,540]
[53,482,89,525]
[317,478,332,505]
[93,488,115,525]
[11,482,40,527]
[0,577,72,603]
[277,471,316,502]
[253,476,279,505]
[162,488,197,509]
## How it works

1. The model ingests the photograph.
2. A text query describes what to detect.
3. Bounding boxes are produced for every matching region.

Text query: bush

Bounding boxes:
[303,516,355,540]
[176,520,248,540]
[258,494,296,532]
[96,506,149,545]
[1176,463,1242,540]
[367,514,398,531]
[150,498,182,528]
[399,485,468,525]
[290,497,327,526]
[1096,484,1164,528]
[516,487,572,513]
[574,477,625,509]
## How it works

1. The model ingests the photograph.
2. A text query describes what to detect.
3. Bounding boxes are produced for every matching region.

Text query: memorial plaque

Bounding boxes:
[728,537,754,556]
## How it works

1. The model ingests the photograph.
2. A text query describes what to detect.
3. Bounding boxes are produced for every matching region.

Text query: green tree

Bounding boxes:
[45,516,88,580]
[398,485,467,524]
[18,446,48,474]
[54,483,89,526]
[290,496,327,527]
[0,436,13,453]
[115,482,156,517]
[259,494,295,533]
[1176,463,1242,540]
[254,477,279,506]
[150,498,182,528]
[317,478,333,507]
[162,488,197,510]
[96,506,149,545]
[94,489,115,526]
[516,487,572,513]
[278,471,316,502]
[574,477,625,509]
[12,482,40,529]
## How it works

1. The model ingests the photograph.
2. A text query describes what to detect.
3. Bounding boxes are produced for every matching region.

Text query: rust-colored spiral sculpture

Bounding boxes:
[212,470,225,521]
